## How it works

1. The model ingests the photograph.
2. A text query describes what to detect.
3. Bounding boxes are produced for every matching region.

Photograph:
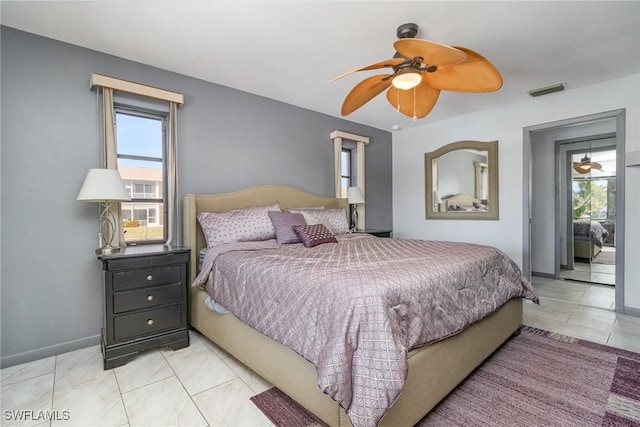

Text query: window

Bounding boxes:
[572,178,614,220]
[330,131,369,229]
[341,149,353,198]
[115,107,168,243]
[571,149,616,221]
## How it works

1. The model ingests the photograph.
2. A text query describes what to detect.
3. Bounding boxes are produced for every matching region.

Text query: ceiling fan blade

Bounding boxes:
[385,80,441,119]
[393,38,467,67]
[422,46,503,92]
[341,74,393,115]
[331,58,405,81]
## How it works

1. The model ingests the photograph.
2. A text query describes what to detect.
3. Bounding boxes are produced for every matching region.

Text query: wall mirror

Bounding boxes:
[425,140,499,220]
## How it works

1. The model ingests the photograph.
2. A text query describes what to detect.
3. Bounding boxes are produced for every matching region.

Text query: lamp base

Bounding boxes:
[95,246,121,255]
[350,206,359,232]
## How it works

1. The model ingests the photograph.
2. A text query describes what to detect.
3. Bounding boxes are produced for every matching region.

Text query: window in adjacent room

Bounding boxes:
[115,107,168,243]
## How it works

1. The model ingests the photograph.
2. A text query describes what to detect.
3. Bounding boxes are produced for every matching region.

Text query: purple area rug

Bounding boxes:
[250,326,640,426]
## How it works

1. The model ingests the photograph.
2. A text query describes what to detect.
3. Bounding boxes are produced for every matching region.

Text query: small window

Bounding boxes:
[115,107,168,243]
[341,148,353,198]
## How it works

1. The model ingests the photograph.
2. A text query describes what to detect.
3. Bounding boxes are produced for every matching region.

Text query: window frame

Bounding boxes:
[330,131,369,230]
[115,105,169,245]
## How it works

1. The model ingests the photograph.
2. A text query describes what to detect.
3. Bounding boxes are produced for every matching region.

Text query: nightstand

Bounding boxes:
[98,245,190,369]
[354,229,392,238]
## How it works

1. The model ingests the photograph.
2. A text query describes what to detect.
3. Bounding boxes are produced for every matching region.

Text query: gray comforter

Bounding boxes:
[193,234,537,427]
[573,219,609,248]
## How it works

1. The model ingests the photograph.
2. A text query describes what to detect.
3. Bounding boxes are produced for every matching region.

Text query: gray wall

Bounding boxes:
[0,27,392,367]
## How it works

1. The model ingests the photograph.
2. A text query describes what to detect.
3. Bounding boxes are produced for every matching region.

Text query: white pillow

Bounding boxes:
[288,208,350,235]
[197,202,280,247]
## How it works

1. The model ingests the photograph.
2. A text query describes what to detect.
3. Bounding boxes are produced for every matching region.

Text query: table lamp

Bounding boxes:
[347,187,365,231]
[77,168,131,254]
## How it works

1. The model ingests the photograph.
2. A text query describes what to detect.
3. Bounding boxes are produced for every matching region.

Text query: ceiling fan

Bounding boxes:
[573,154,603,174]
[331,23,503,120]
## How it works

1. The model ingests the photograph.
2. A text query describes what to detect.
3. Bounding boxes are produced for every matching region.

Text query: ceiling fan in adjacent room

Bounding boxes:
[331,23,503,120]
[573,154,603,174]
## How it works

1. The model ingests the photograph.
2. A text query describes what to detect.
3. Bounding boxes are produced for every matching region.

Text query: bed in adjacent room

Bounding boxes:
[183,185,537,427]
[441,193,488,212]
[573,219,609,260]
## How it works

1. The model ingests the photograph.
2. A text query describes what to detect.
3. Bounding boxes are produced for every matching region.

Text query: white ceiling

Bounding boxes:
[2,1,639,132]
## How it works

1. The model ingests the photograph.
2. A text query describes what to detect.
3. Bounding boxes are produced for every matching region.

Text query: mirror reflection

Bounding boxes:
[425,140,499,220]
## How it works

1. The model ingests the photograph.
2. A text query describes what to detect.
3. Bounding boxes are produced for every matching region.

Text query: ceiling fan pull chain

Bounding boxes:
[396,89,400,112]
[412,87,417,121]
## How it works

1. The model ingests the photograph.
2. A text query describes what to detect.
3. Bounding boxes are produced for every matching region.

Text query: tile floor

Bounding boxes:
[559,246,616,285]
[1,331,275,427]
[524,276,640,353]
[2,276,639,427]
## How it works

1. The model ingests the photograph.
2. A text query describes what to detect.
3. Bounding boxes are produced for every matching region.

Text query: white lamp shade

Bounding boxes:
[77,168,131,202]
[347,187,365,204]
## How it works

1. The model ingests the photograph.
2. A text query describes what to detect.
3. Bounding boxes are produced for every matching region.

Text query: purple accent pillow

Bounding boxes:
[288,208,350,235]
[268,211,307,244]
[292,224,338,248]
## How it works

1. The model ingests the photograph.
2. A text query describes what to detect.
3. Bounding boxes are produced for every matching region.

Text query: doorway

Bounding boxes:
[558,137,616,286]
[523,109,626,313]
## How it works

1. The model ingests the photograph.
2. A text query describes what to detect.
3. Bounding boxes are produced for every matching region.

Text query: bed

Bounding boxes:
[441,193,488,212]
[183,185,535,427]
[573,219,609,260]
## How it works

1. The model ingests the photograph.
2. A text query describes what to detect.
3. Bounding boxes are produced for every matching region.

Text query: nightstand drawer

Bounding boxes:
[113,283,182,314]
[112,265,181,291]
[113,304,183,342]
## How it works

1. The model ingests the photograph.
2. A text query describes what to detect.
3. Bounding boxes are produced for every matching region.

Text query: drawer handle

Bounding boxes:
[146,274,153,281]
[147,319,154,326]
[147,295,154,301]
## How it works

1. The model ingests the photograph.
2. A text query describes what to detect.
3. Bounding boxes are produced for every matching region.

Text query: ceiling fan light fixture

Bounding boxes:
[392,68,422,90]
[573,164,591,174]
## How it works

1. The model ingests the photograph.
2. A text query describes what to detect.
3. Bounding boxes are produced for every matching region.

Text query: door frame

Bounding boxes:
[523,109,626,313]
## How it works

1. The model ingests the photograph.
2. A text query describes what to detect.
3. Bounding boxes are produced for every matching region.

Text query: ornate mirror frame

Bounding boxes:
[425,140,499,220]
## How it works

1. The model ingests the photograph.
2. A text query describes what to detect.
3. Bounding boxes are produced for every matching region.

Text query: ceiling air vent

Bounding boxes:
[528,83,566,97]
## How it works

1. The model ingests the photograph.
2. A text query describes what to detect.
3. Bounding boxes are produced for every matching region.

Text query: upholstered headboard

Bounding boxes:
[442,193,480,210]
[183,185,347,283]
